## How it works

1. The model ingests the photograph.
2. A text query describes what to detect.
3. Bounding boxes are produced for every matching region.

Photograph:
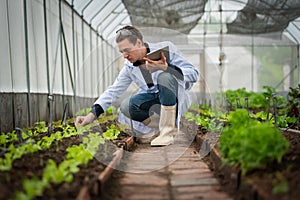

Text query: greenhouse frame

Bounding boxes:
[0,0,300,200]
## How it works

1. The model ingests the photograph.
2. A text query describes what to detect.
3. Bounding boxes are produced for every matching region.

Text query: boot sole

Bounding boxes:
[150,141,173,146]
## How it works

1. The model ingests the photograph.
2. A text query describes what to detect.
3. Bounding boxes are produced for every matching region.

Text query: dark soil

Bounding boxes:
[243,130,300,200]
[181,117,300,200]
[0,119,131,200]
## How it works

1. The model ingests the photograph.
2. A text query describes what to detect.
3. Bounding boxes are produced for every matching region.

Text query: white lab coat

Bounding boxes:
[94,41,199,134]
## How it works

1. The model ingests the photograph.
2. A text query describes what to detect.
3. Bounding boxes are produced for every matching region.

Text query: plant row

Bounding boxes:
[0,106,130,200]
[184,86,300,175]
[14,130,105,200]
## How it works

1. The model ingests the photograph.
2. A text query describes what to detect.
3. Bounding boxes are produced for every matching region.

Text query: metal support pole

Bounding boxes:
[47,95,53,135]
[23,0,31,126]
[59,0,65,106]
[6,0,16,130]
[298,45,300,84]
[218,1,224,93]
[105,41,110,86]
[201,6,207,104]
[80,1,92,105]
[90,26,93,98]
[60,15,75,93]
[72,0,76,115]
[96,34,99,96]
[81,12,86,102]
[102,39,106,92]
[251,34,254,91]
[43,0,50,95]
[59,0,75,119]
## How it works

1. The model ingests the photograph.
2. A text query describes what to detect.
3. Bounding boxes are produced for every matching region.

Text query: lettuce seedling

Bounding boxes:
[220,109,290,174]
[103,125,120,140]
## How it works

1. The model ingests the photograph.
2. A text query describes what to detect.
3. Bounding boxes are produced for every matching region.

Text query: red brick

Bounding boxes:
[121,185,169,200]
[173,185,232,200]
[120,173,168,186]
[115,133,232,200]
[171,168,211,175]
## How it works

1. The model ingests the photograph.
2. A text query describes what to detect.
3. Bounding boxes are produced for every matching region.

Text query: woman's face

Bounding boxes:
[117,38,145,63]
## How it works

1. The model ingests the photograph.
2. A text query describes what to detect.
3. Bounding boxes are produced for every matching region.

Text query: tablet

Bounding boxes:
[146,46,170,61]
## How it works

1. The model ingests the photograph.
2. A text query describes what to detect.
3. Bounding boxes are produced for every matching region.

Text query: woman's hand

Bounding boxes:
[143,51,168,72]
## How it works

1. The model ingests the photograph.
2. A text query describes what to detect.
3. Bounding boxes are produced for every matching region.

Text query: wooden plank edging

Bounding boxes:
[76,136,135,199]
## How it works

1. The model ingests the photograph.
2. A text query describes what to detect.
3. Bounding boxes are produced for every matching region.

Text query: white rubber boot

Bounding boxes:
[151,105,177,146]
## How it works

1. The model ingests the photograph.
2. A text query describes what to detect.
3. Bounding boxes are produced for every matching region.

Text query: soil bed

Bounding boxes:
[181,117,300,200]
[0,119,131,200]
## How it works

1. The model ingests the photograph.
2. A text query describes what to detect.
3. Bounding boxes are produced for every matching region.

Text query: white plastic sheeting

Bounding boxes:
[1,0,300,95]
[1,0,27,93]
[0,0,118,98]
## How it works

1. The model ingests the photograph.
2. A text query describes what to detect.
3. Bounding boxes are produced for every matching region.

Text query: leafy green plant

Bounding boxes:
[103,125,120,140]
[250,111,270,121]
[277,115,297,128]
[37,131,63,149]
[62,124,77,138]
[15,177,47,200]
[217,86,286,111]
[0,131,19,147]
[75,107,91,117]
[184,112,223,133]
[15,131,105,199]
[66,144,93,166]
[287,84,300,119]
[261,86,286,107]
[249,109,296,128]
[105,106,117,115]
[219,109,290,174]
[43,159,79,184]
[34,121,48,133]
[86,133,105,154]
[76,122,96,135]
[0,121,83,171]
[0,140,39,171]
[184,112,196,121]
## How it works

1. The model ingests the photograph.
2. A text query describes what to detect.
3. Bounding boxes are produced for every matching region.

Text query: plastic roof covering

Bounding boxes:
[65,0,300,45]
[67,0,131,39]
[227,0,300,34]
[122,0,207,34]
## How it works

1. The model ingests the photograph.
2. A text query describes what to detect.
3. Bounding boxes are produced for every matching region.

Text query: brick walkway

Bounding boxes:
[114,131,232,200]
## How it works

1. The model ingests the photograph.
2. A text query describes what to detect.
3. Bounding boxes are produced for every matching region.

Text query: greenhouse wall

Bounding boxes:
[1,0,300,133]
[0,0,119,132]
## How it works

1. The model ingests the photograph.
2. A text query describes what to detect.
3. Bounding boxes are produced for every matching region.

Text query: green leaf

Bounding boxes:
[219,110,289,174]
[103,125,120,140]
[23,177,46,198]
